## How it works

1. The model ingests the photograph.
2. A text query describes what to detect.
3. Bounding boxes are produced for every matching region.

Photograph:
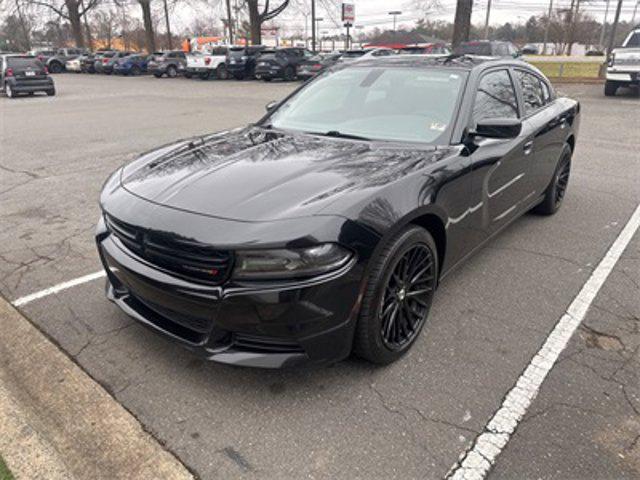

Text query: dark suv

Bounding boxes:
[1,55,55,98]
[255,47,313,81]
[148,51,187,78]
[226,46,266,79]
[457,40,521,57]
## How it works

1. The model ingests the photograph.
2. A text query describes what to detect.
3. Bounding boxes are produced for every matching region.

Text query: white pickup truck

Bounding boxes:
[185,47,229,80]
[605,27,640,96]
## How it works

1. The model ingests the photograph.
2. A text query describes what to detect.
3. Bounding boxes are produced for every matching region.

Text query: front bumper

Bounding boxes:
[606,68,640,84]
[96,216,364,369]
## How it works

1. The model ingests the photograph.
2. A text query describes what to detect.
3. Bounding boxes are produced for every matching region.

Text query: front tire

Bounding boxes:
[167,65,178,78]
[216,64,228,80]
[354,226,438,365]
[533,145,572,215]
[604,80,619,97]
[46,88,56,96]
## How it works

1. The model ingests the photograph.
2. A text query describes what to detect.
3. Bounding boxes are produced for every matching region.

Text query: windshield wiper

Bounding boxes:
[316,130,372,141]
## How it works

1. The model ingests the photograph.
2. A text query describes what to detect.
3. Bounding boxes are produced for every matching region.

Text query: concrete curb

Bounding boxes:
[0,298,194,480]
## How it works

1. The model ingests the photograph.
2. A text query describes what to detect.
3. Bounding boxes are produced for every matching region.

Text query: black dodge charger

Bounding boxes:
[97,55,580,368]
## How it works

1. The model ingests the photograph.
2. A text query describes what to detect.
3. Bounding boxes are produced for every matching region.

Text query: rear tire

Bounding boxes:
[166,65,178,78]
[131,65,141,76]
[284,66,296,81]
[216,64,228,80]
[199,71,210,80]
[184,72,193,79]
[354,226,438,365]
[604,80,619,97]
[533,144,572,215]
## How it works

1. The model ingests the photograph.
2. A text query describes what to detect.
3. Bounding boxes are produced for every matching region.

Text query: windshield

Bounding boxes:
[268,67,465,144]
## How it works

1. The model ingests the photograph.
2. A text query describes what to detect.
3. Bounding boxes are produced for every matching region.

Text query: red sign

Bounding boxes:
[342,3,355,23]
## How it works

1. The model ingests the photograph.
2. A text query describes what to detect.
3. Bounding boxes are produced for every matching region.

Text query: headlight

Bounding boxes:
[232,244,352,280]
[608,53,615,67]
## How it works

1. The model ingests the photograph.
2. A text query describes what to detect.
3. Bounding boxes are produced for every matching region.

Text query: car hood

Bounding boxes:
[119,128,451,222]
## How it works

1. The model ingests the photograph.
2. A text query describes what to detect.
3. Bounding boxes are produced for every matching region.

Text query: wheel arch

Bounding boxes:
[409,213,446,281]
[566,134,575,154]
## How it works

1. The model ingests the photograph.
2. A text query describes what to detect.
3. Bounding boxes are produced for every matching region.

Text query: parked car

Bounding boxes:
[255,47,313,81]
[226,45,266,79]
[338,47,396,63]
[521,44,539,55]
[30,49,56,65]
[96,55,580,369]
[65,54,90,73]
[147,51,187,78]
[1,54,55,98]
[457,40,521,57]
[297,52,342,80]
[398,44,450,55]
[47,48,88,73]
[605,26,640,96]
[113,54,151,75]
[185,47,229,80]
[82,52,105,73]
[98,51,133,74]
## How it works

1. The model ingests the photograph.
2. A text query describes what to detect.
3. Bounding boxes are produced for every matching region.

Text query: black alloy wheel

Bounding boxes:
[533,144,572,215]
[354,226,438,364]
[380,244,436,350]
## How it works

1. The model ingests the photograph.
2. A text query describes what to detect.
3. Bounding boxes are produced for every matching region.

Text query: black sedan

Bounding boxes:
[97,55,580,368]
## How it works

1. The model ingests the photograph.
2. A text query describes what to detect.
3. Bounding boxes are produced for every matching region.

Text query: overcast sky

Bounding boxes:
[160,0,640,36]
[191,0,637,34]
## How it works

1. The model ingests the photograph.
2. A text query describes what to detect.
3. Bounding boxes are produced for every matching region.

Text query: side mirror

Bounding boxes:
[265,100,278,112]
[471,118,522,139]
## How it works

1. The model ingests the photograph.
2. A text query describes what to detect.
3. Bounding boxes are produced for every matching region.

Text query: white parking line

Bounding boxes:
[447,203,640,480]
[12,271,106,307]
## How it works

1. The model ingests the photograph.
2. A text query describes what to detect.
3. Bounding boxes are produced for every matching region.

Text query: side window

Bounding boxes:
[473,69,519,123]
[495,44,508,56]
[626,32,640,47]
[516,70,545,115]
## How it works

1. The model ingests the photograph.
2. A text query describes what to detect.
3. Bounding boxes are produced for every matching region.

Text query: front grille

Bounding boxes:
[105,214,233,285]
[234,333,304,354]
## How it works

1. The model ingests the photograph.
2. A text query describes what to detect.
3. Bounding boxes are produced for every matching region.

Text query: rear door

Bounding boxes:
[513,69,567,197]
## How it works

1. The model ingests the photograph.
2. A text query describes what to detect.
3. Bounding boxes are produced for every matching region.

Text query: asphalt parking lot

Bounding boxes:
[1,74,638,479]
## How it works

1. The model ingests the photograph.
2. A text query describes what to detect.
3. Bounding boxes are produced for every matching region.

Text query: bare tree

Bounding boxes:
[246,0,289,45]
[451,0,472,48]
[26,0,100,47]
[137,0,156,52]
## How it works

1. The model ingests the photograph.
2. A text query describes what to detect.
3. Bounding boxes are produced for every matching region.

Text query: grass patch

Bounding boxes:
[0,455,13,480]
[529,61,603,79]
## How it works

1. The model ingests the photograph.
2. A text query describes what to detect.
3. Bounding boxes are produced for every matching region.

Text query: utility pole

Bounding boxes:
[311,0,317,52]
[163,0,173,49]
[542,0,553,54]
[226,0,234,44]
[483,0,492,39]
[607,0,624,56]
[599,0,610,48]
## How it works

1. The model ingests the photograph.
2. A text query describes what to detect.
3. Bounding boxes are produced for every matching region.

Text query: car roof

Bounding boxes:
[349,54,531,72]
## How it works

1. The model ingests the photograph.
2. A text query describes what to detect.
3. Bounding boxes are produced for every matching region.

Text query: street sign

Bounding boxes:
[342,3,355,23]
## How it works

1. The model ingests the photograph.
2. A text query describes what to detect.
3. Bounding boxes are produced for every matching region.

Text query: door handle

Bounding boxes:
[523,140,534,155]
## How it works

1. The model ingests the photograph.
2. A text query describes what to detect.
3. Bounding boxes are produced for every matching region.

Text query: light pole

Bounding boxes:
[542,0,553,54]
[483,0,492,39]
[315,17,324,51]
[389,11,402,32]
